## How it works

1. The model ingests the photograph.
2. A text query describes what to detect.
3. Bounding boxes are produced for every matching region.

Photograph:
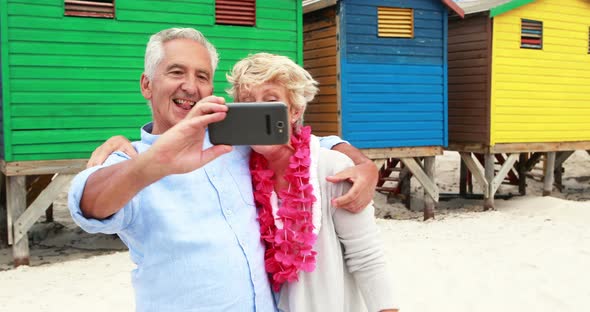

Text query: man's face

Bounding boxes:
[141,38,214,134]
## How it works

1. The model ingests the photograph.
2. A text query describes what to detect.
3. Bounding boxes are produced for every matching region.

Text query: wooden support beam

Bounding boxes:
[13,174,74,244]
[459,158,467,196]
[518,154,527,195]
[484,154,495,210]
[7,176,29,266]
[524,152,543,172]
[553,151,573,192]
[423,157,436,220]
[401,157,439,202]
[0,172,7,248]
[555,151,574,168]
[543,152,556,196]
[6,176,13,245]
[491,141,590,153]
[490,153,519,196]
[361,146,443,160]
[459,152,489,198]
[399,166,411,209]
[1,159,87,176]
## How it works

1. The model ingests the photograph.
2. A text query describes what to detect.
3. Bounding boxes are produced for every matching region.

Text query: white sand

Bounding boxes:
[1,151,589,311]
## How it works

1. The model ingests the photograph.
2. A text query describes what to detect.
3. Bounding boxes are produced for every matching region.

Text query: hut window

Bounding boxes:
[215,0,256,26]
[521,19,543,49]
[377,7,414,38]
[64,0,114,18]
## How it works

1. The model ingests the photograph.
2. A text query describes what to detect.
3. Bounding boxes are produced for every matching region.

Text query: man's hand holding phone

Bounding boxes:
[209,102,289,146]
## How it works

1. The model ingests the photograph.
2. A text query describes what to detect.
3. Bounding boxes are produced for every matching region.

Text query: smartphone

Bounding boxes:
[209,102,290,146]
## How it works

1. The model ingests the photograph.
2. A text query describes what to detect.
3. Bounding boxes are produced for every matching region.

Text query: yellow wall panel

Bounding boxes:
[490,0,590,145]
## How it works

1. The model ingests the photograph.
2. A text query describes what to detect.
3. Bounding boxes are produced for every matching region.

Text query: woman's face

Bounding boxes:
[238,82,302,126]
[238,82,302,154]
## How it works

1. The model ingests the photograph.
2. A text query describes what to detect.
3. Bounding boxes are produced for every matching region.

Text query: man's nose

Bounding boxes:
[180,76,199,95]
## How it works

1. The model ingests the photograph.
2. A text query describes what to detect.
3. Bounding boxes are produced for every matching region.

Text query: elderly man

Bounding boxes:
[69,28,378,311]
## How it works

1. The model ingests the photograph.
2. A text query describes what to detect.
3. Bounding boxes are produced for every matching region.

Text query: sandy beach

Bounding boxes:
[1,151,589,311]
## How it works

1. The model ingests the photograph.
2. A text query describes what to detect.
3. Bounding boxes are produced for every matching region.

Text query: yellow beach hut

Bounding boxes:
[447,0,590,208]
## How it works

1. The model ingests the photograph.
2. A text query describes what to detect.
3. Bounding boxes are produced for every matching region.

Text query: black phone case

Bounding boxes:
[209,102,290,145]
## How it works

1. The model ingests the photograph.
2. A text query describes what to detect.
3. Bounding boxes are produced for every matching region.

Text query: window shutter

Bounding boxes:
[377,7,413,38]
[521,19,543,49]
[216,0,256,26]
[64,0,114,18]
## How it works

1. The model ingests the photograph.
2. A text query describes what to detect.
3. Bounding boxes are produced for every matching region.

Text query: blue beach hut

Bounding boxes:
[303,0,463,150]
[302,0,464,219]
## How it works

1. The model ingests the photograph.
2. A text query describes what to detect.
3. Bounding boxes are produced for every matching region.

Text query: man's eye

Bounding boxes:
[171,71,183,75]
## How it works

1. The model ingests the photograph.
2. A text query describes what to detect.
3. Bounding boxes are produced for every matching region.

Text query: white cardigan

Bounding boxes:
[275,143,397,312]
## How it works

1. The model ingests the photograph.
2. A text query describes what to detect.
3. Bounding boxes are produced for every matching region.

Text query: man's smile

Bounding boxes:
[173,98,197,110]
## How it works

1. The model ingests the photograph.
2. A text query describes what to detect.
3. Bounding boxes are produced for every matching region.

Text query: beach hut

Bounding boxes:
[0,0,303,266]
[302,0,464,218]
[447,0,590,209]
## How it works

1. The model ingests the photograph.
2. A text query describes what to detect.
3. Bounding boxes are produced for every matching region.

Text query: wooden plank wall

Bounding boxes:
[339,0,447,148]
[490,0,590,144]
[0,3,5,160]
[0,51,4,159]
[4,0,300,161]
[447,14,492,145]
[303,6,339,136]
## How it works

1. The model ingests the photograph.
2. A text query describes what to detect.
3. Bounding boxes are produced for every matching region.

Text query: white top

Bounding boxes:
[275,136,397,312]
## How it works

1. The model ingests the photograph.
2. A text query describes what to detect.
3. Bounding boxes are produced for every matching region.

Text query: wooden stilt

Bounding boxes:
[518,153,527,195]
[7,176,29,267]
[399,165,411,210]
[554,151,574,192]
[423,157,436,220]
[13,174,73,244]
[543,152,556,196]
[484,154,495,211]
[401,157,439,219]
[401,158,439,202]
[459,158,467,196]
[0,172,7,248]
[524,152,543,172]
[459,152,488,198]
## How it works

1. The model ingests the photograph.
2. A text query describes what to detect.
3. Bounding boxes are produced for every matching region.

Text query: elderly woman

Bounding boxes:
[226,53,398,312]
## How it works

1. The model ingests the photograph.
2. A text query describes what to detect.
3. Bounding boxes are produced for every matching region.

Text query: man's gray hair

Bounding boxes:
[144,28,219,80]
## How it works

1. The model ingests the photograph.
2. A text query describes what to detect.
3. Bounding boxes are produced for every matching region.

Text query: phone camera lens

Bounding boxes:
[276,121,284,129]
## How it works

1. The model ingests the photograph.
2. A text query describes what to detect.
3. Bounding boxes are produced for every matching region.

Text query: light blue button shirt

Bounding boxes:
[69,123,344,312]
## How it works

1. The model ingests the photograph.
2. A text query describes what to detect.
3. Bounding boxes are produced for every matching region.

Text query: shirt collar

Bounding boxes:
[141,122,159,145]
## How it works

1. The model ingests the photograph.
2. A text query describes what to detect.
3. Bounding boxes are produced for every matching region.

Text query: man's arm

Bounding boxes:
[81,154,165,219]
[80,97,231,219]
[327,143,378,213]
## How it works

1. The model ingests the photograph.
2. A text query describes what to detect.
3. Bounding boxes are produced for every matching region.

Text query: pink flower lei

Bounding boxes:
[249,126,318,292]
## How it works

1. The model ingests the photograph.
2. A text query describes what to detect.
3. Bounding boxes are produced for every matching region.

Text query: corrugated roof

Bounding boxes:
[302,0,336,13]
[303,0,464,17]
[455,0,513,15]
[457,0,512,14]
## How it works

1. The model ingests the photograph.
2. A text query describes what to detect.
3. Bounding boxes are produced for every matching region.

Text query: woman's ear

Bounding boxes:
[291,107,303,123]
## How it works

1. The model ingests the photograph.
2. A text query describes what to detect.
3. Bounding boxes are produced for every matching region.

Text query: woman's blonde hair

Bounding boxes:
[227,53,318,127]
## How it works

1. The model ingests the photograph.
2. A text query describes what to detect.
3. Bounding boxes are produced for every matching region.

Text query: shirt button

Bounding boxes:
[226,209,232,216]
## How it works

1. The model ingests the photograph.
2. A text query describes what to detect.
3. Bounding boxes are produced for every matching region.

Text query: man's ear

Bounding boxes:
[140,73,152,100]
